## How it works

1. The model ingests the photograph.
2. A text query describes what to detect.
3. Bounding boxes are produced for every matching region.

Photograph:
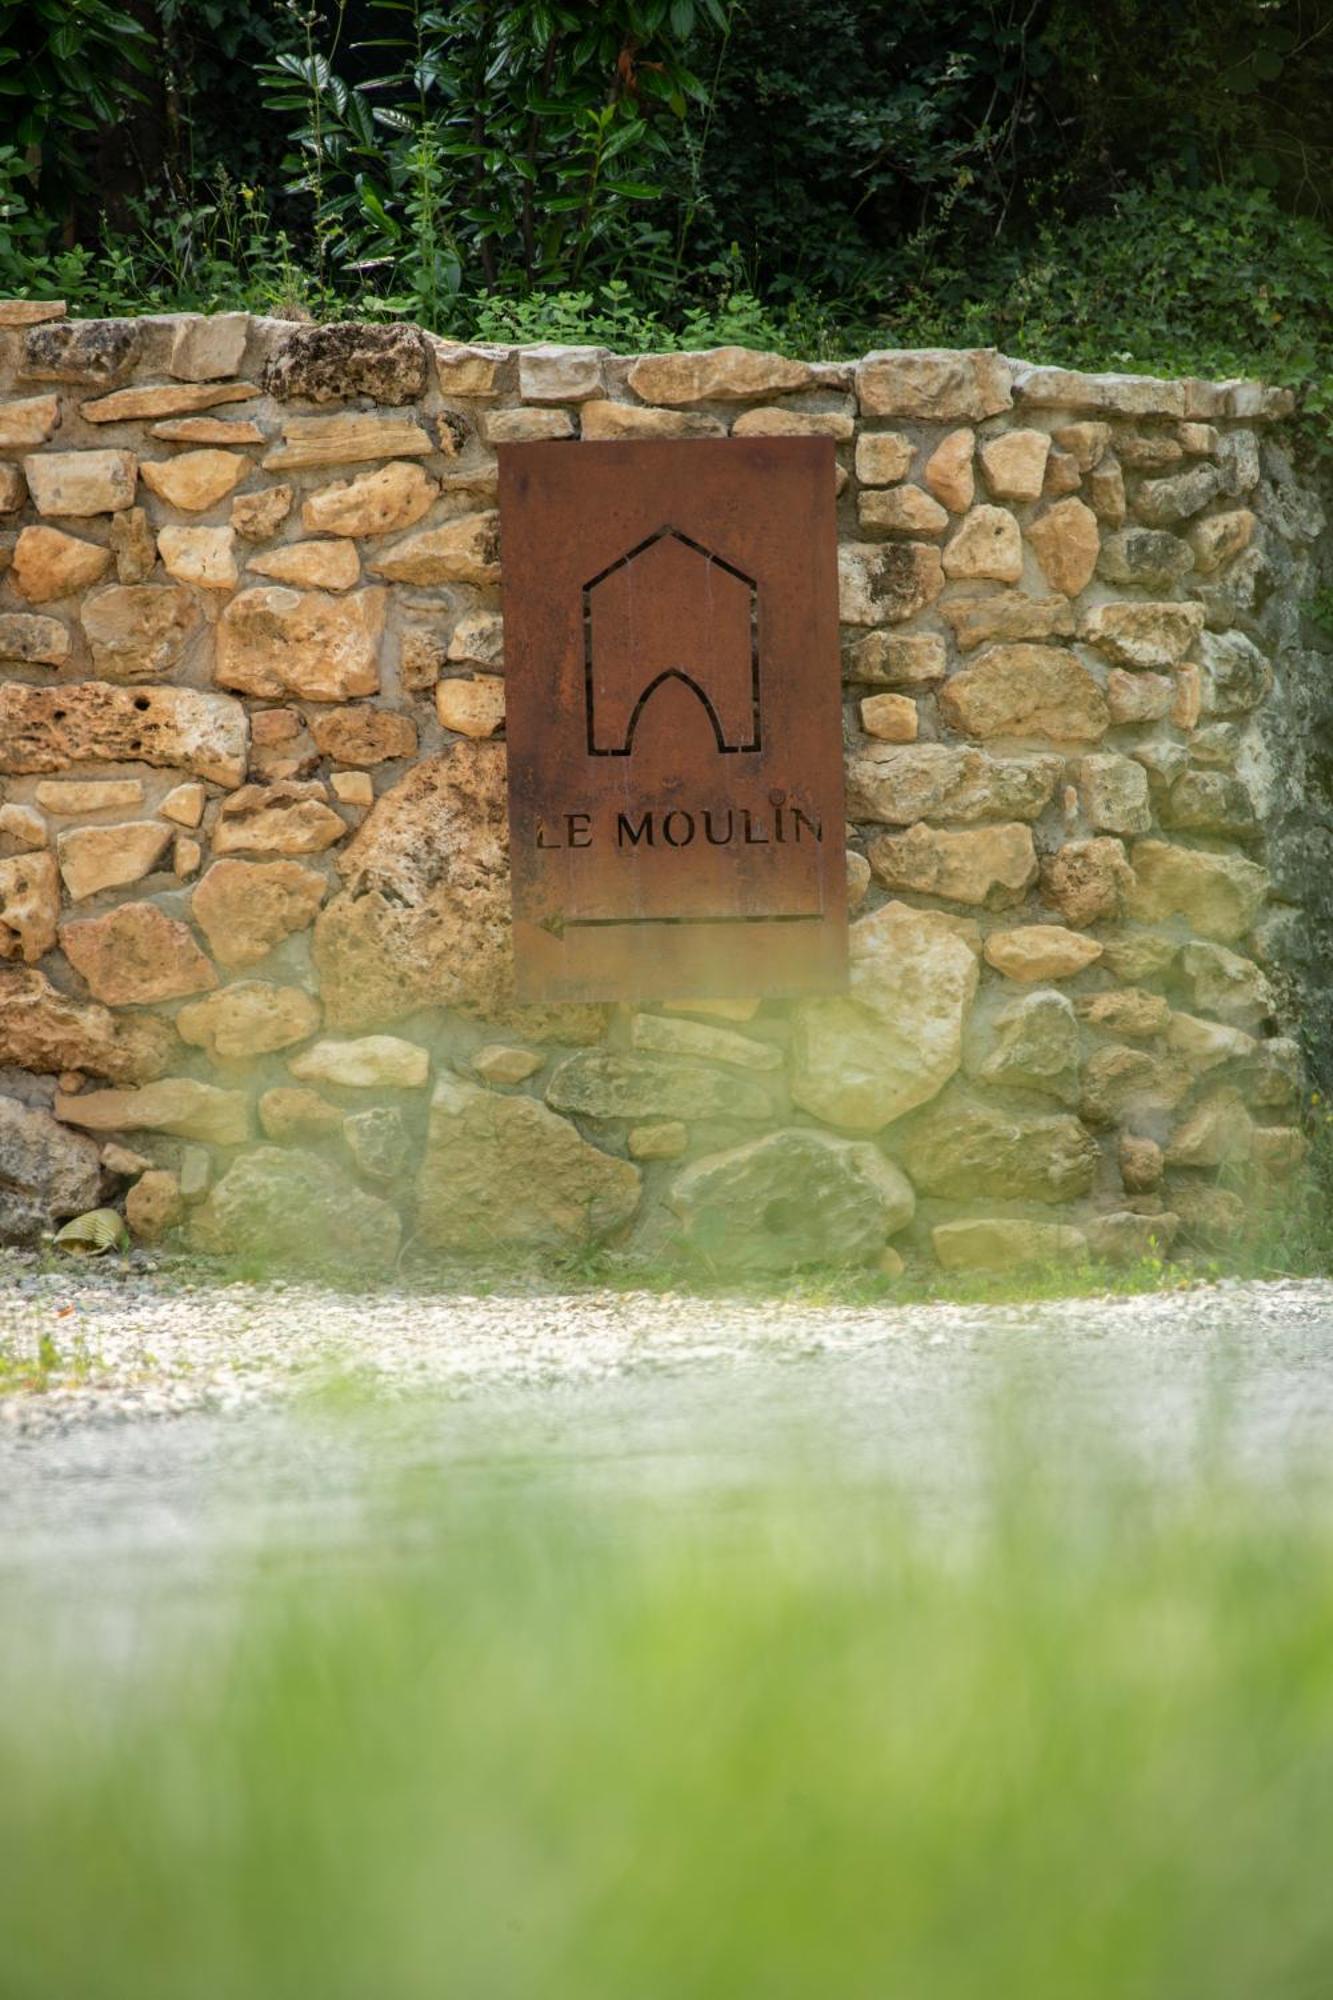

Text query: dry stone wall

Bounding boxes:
[0,303,1323,1276]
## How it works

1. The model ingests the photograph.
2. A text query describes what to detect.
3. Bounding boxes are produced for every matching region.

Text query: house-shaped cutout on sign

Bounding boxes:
[582,526,761,757]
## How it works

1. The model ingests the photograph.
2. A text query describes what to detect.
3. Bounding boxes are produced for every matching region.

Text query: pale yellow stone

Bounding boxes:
[939,644,1109,743]
[125,1169,184,1244]
[231,486,293,539]
[289,1035,429,1089]
[81,582,199,680]
[1171,663,1202,730]
[56,820,173,900]
[369,512,499,587]
[979,428,1051,500]
[942,505,1023,582]
[174,836,202,877]
[480,408,574,443]
[301,460,438,538]
[0,300,65,328]
[662,997,761,1022]
[922,428,976,511]
[35,778,145,815]
[150,417,265,445]
[177,980,321,1061]
[54,1077,247,1146]
[0,683,247,789]
[169,312,248,382]
[429,339,508,398]
[1051,422,1110,471]
[0,850,60,961]
[216,586,385,701]
[11,525,111,602]
[139,449,247,512]
[855,350,1011,422]
[157,524,238,589]
[159,782,206,828]
[330,770,374,807]
[626,347,811,405]
[580,401,724,440]
[447,610,505,670]
[857,486,948,535]
[731,405,853,439]
[472,1044,544,1085]
[435,676,505,738]
[262,412,434,470]
[0,393,61,448]
[0,462,24,511]
[859,692,918,742]
[0,803,46,851]
[80,381,259,424]
[983,925,1105,981]
[22,449,136,516]
[868,821,1037,906]
[247,539,360,591]
[846,850,871,911]
[1189,508,1255,573]
[1027,498,1100,596]
[854,432,914,484]
[628,1119,687,1160]
[846,631,947,687]
[213,781,347,856]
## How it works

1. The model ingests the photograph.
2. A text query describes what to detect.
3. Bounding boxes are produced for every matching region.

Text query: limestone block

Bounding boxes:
[342,1105,411,1183]
[517,344,606,403]
[1119,1135,1163,1191]
[629,1012,781,1071]
[125,1168,184,1243]
[868,821,1038,907]
[232,486,293,539]
[1106,670,1174,724]
[1096,528,1193,587]
[258,1086,343,1141]
[732,406,853,440]
[922,428,975,511]
[81,583,199,679]
[580,401,724,440]
[189,1148,402,1273]
[627,1119,686,1160]
[0,301,65,328]
[262,412,434,470]
[447,610,505,671]
[430,340,509,398]
[0,611,70,666]
[1086,454,1126,524]
[1197,629,1271,715]
[108,505,155,582]
[1076,988,1170,1038]
[0,804,46,852]
[838,540,944,623]
[627,347,811,404]
[0,963,174,1084]
[932,1217,1087,1271]
[216,585,385,699]
[472,1044,544,1086]
[854,432,914,484]
[35,779,144,816]
[844,631,946,685]
[55,1075,245,1147]
[262,322,428,404]
[213,781,347,856]
[1177,940,1271,1025]
[1165,1086,1253,1167]
[982,926,1103,981]
[300,461,438,538]
[310,708,418,766]
[330,771,373,808]
[289,1034,428,1089]
[0,1097,101,1246]
[151,416,265,446]
[942,505,1023,582]
[1079,601,1203,669]
[1128,840,1267,942]
[80,381,259,423]
[60,902,217,1005]
[158,524,238,590]
[24,318,138,383]
[979,428,1051,500]
[939,645,1109,742]
[169,312,249,382]
[368,512,500,586]
[857,486,948,535]
[160,783,206,828]
[140,449,247,512]
[901,1089,1098,1201]
[965,986,1081,1103]
[546,1050,773,1123]
[1041,837,1134,927]
[436,676,505,738]
[480,408,574,444]
[1075,754,1152,834]
[247,540,360,590]
[1133,463,1222,526]
[12,525,111,602]
[23,449,136,517]
[56,820,172,900]
[0,851,60,962]
[1026,498,1100,596]
[859,692,918,742]
[1012,366,1186,417]
[1188,508,1255,573]
[177,980,321,1061]
[669,1129,914,1272]
[855,349,1011,421]
[940,592,1074,651]
[1165,1011,1257,1072]
[0,682,246,787]
[845,745,1060,824]
[0,393,61,448]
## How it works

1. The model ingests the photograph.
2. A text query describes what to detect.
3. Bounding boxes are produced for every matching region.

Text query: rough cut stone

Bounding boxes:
[263,322,427,404]
[125,1168,184,1243]
[788,901,979,1131]
[1043,446,1082,497]
[139,448,248,511]
[415,1072,640,1253]
[1086,454,1127,524]
[1128,840,1267,942]
[933,1217,1087,1271]
[1025,498,1100,596]
[1084,1210,1180,1264]
[1076,753,1152,834]
[1189,508,1255,573]
[629,1012,780,1071]
[517,344,605,403]
[580,401,724,440]
[24,319,138,384]
[1012,365,1185,418]
[22,449,136,517]
[0,1096,101,1245]
[940,645,1109,742]
[262,412,434,471]
[216,585,385,700]
[1106,670,1174,724]
[312,745,510,1030]
[60,902,217,1006]
[854,432,915,484]
[56,820,172,900]
[845,745,1060,824]
[1160,769,1256,839]
[859,692,918,742]
[436,676,505,738]
[1096,528,1193,588]
[628,1119,686,1160]
[901,1089,1098,1201]
[156,524,237,590]
[922,428,976,511]
[1177,940,1271,1024]
[81,583,198,679]
[301,461,437,538]
[869,822,1037,906]
[330,771,373,809]
[1161,1181,1245,1247]
[669,1129,914,1272]
[1133,463,1222,527]
[0,682,247,787]
[174,980,319,1061]
[627,347,811,405]
[982,926,1103,981]
[0,462,25,510]
[1197,629,1271,715]
[369,512,500,587]
[471,1044,543,1086]
[845,631,946,686]
[965,987,1080,1104]
[0,805,47,852]
[342,1106,410,1183]
[81,385,258,431]
[1041,837,1134,926]
[35,779,144,816]
[979,429,1051,500]
[310,708,417,766]
[838,541,944,624]
[190,1148,401,1274]
[169,312,248,382]
[480,408,574,444]
[189,856,326,972]
[232,485,293,539]
[0,611,70,665]
[12,525,111,602]
[545,1051,772,1123]
[55,1076,246,1146]
[258,1085,343,1141]
[942,506,1023,582]
[286,1033,428,1090]
[448,610,505,670]
[247,540,360,591]
[1076,988,1170,1038]
[856,350,1011,422]
[1079,601,1203,669]
[858,485,949,535]
[1165,1086,1253,1168]
[1165,1011,1256,1072]
[1079,1045,1194,1127]
[429,339,508,398]
[213,781,347,856]
[940,593,1074,650]
[1119,1134,1163,1191]
[0,852,61,962]
[0,393,61,448]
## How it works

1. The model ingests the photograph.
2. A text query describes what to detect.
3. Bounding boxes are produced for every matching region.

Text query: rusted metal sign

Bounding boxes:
[498,436,846,1004]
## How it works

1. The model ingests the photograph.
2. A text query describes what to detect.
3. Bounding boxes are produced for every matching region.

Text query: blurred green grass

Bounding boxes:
[4,1447,1333,1999]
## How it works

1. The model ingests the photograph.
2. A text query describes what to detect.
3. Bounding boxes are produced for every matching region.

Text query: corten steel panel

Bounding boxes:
[499,436,847,1004]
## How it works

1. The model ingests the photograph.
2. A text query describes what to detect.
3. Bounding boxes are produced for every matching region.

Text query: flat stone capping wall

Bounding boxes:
[0,303,1325,1276]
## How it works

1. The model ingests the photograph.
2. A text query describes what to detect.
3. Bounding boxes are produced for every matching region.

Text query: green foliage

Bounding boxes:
[7,1436,1333,1994]
[0,0,153,212]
